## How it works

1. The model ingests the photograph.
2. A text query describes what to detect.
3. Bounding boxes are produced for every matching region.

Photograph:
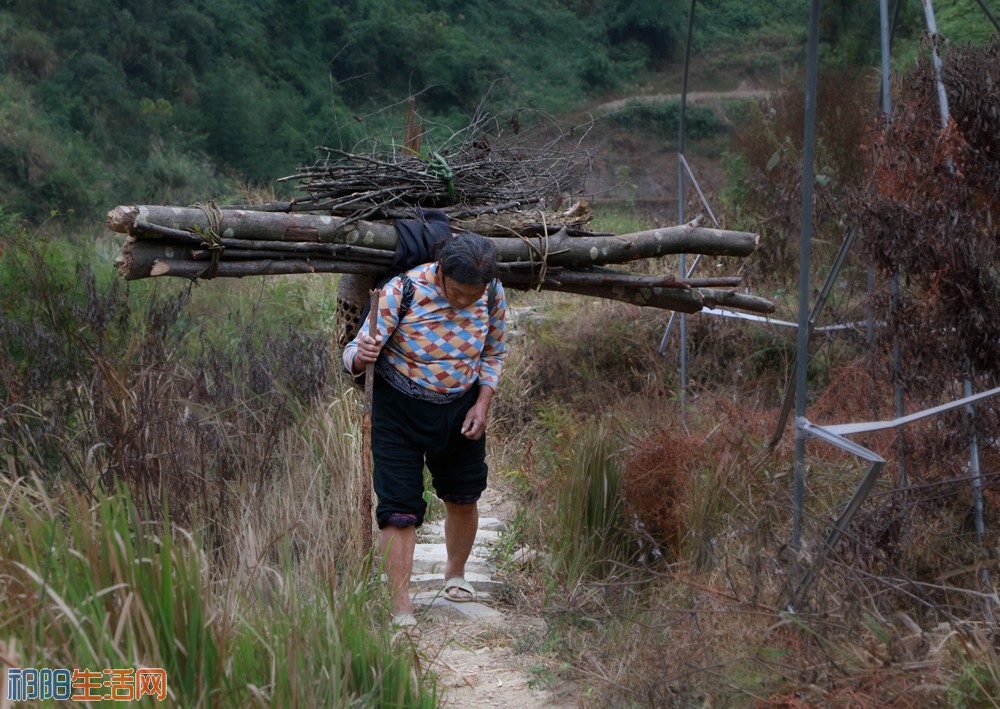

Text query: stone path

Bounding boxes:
[404,493,576,708]
[410,517,506,624]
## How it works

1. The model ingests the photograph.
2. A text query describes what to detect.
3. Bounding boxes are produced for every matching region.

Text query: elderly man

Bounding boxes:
[343,233,507,626]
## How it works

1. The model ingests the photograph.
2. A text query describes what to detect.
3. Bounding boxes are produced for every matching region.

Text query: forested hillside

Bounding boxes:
[0,0,990,223]
[0,0,902,223]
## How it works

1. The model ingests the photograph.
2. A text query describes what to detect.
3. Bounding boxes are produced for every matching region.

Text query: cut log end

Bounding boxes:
[114,236,136,279]
[106,205,140,233]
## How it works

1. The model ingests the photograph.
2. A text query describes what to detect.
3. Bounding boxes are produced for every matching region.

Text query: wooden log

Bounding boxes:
[115,238,775,314]
[499,271,775,314]
[449,199,594,236]
[698,289,776,313]
[361,289,377,552]
[130,220,394,263]
[108,205,760,265]
[490,225,759,265]
[107,204,399,249]
[115,238,388,280]
[117,241,776,314]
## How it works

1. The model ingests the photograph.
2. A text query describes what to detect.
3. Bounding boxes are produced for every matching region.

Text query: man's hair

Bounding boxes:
[435,232,497,285]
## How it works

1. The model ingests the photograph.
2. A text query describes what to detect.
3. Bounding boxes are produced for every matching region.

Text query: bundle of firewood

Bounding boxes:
[108,203,772,315]
[107,111,773,326]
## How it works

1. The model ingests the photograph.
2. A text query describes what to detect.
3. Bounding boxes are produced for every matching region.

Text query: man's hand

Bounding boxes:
[351,332,383,374]
[460,407,486,439]
[460,386,495,440]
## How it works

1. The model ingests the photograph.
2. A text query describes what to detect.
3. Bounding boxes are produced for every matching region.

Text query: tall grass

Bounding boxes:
[0,477,435,706]
[536,420,633,596]
[0,220,435,705]
[500,251,1000,705]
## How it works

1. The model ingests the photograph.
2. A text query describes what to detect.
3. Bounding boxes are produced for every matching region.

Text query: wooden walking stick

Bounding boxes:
[361,289,379,552]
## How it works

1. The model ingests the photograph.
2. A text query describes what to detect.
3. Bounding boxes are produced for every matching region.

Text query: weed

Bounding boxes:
[421,467,446,524]
[0,479,437,706]
[539,420,636,597]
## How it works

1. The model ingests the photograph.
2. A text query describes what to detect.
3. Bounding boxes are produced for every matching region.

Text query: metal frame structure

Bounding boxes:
[662,0,1000,612]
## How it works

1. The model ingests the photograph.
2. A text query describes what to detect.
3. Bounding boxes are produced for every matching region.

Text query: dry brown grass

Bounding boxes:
[226,388,368,602]
[505,303,999,705]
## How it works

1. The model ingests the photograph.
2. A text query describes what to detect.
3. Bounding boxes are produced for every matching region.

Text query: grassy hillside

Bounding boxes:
[9,0,990,225]
[0,0,678,222]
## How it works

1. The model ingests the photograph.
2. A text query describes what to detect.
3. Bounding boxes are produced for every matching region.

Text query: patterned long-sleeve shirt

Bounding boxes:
[342,262,507,395]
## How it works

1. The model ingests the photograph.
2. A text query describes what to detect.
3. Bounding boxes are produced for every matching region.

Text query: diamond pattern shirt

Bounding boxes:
[343,262,507,394]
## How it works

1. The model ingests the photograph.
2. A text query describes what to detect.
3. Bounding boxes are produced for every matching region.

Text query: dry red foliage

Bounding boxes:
[621,423,707,556]
[852,39,1000,398]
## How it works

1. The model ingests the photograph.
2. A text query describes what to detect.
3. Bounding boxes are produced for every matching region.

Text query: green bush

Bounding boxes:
[609,99,728,145]
[691,0,804,49]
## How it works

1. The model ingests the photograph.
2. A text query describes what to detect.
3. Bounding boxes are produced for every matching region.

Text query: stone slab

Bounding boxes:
[420,522,502,543]
[411,572,502,593]
[411,543,493,576]
[412,592,504,622]
[478,517,506,532]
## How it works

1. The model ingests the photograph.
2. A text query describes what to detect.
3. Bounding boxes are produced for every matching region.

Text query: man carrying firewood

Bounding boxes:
[343,233,507,627]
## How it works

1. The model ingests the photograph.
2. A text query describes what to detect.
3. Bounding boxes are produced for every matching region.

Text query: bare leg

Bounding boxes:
[443,500,478,600]
[381,525,416,615]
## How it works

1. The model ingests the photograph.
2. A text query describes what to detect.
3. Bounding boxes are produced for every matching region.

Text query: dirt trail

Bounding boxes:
[595,86,771,115]
[405,486,578,708]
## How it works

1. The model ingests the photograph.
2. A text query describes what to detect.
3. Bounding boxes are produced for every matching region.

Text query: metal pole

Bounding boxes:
[963,372,993,623]
[891,272,906,484]
[866,267,875,345]
[880,0,893,114]
[971,0,1000,34]
[658,154,713,354]
[922,0,992,618]
[769,227,858,449]
[677,0,697,421]
[868,0,891,348]
[792,0,823,549]
[878,0,910,484]
[922,0,951,132]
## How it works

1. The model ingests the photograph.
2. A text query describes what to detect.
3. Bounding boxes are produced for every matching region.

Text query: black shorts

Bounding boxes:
[371,374,488,528]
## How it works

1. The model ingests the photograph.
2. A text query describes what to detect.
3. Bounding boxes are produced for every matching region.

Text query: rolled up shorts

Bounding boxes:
[371,374,488,529]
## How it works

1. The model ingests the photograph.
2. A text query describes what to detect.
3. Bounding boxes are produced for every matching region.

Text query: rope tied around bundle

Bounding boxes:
[513,210,558,290]
[190,201,225,280]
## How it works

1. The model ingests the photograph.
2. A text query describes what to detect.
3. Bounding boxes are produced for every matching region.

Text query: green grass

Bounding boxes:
[893,0,999,68]
[0,479,436,707]
[589,203,657,235]
[536,419,633,594]
[0,218,436,705]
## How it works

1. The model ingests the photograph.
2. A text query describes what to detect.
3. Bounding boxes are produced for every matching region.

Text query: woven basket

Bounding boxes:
[336,273,379,347]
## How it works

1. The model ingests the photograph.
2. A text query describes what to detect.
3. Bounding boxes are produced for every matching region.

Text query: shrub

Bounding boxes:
[849,39,1000,441]
[723,66,872,284]
[621,424,698,559]
[6,27,58,79]
[609,98,728,145]
[0,227,334,537]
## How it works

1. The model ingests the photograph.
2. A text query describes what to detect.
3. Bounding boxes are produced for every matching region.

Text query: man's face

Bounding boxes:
[441,276,487,311]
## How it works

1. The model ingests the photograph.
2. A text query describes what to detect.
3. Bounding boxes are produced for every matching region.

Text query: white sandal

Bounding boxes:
[443,577,477,603]
[392,612,418,627]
